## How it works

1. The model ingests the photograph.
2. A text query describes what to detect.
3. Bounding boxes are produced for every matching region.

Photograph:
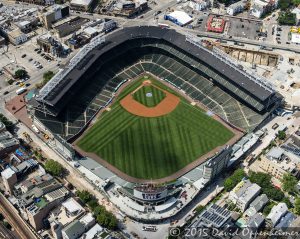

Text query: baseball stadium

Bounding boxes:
[27,26,282,216]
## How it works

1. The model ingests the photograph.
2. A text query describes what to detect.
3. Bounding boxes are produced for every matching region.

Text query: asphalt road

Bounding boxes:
[0,194,38,239]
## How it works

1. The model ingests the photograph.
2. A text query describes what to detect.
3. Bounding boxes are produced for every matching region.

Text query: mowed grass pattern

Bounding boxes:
[133,85,165,107]
[77,77,234,179]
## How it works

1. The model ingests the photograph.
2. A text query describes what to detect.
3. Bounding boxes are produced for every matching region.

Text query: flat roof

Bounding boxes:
[37,26,275,110]
[1,167,16,179]
[168,11,193,25]
[62,197,84,213]
[70,0,93,6]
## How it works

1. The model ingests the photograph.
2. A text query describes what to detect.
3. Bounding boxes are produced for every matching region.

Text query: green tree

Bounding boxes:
[76,190,93,203]
[224,169,246,192]
[249,171,272,189]
[44,159,64,176]
[224,178,235,192]
[295,197,300,215]
[195,205,205,214]
[43,71,55,82]
[278,0,292,10]
[278,130,287,140]
[14,69,27,79]
[107,214,118,230]
[263,187,284,201]
[87,199,99,210]
[282,173,298,194]
[0,114,14,132]
[93,205,105,216]
[36,71,55,89]
[282,197,293,209]
[278,11,296,25]
[263,202,276,216]
[292,0,300,5]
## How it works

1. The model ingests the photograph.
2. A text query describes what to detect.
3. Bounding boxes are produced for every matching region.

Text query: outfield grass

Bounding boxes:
[77,76,234,179]
[133,85,165,107]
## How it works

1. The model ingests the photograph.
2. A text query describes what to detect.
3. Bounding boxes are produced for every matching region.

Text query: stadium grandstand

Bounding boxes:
[27,26,282,141]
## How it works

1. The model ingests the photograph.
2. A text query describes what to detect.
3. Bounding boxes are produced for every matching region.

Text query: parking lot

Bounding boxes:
[226,17,263,40]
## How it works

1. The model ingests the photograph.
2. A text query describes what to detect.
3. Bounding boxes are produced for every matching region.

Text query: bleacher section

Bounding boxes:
[30,29,281,141]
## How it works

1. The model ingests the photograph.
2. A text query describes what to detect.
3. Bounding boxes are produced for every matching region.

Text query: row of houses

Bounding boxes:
[190,177,300,237]
[1,145,111,238]
[227,0,278,18]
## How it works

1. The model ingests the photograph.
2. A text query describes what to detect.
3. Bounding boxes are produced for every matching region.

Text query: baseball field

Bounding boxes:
[77,75,235,180]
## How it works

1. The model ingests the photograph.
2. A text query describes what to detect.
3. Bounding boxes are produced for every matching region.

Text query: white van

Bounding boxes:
[32,125,40,134]
[16,87,27,95]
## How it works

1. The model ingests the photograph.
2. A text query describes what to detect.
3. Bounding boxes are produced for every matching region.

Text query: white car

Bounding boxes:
[32,125,40,134]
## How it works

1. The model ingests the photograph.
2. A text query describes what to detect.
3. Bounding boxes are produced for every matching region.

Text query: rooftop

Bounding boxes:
[267,147,285,160]
[1,167,16,179]
[247,213,265,228]
[194,204,231,228]
[62,197,84,214]
[70,0,93,6]
[81,224,103,239]
[267,203,288,226]
[167,11,193,25]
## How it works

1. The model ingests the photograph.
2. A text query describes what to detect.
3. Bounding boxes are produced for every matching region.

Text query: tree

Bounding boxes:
[43,71,55,82]
[249,172,272,189]
[0,114,14,132]
[263,187,284,201]
[282,197,293,209]
[224,178,235,192]
[278,0,292,10]
[195,205,205,214]
[292,0,300,5]
[282,173,297,194]
[14,69,27,79]
[224,169,246,192]
[295,198,300,215]
[278,11,296,25]
[93,205,105,216]
[87,199,99,210]
[76,190,93,204]
[44,159,64,176]
[96,211,118,230]
[278,130,287,140]
[36,71,55,89]
[263,202,276,216]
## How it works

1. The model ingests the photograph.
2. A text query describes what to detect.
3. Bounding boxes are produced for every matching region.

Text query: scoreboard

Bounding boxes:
[133,188,168,201]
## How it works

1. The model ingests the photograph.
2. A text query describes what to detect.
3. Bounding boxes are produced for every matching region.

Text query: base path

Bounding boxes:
[120,82,180,117]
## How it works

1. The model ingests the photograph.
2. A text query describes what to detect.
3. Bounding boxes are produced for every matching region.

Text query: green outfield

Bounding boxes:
[77,76,235,179]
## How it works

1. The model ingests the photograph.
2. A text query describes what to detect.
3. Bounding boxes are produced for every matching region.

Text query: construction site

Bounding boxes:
[218,45,279,67]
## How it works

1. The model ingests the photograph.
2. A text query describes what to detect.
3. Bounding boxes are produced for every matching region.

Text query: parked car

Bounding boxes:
[21,54,26,58]
[3,91,9,95]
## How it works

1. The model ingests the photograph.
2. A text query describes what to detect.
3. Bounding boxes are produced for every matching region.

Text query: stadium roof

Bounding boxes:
[36,26,275,111]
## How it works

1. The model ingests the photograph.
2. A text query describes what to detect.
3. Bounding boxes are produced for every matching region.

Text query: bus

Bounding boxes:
[16,87,27,95]
[142,226,157,232]
[158,23,169,29]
